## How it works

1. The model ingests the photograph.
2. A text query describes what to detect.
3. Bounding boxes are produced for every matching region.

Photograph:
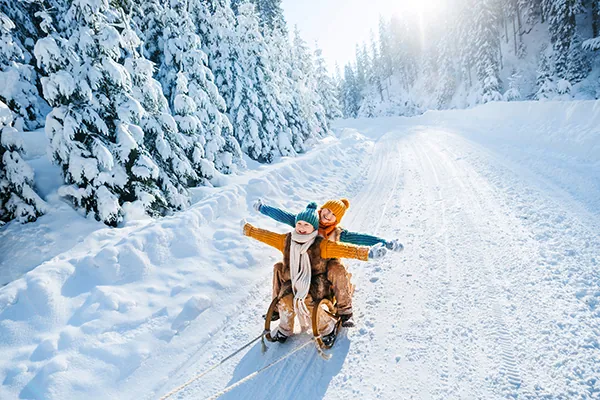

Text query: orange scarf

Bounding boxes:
[318,222,338,239]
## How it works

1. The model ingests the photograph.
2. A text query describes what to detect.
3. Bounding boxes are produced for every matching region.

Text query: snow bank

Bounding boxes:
[0,129,373,400]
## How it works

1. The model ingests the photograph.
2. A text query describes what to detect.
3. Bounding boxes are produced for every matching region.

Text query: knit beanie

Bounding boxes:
[321,198,350,222]
[295,202,320,230]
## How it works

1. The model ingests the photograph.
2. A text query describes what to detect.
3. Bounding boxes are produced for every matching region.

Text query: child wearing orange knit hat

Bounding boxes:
[253,197,403,327]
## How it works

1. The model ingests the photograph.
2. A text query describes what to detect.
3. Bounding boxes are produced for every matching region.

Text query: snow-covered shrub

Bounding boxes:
[0,12,47,131]
[0,101,47,224]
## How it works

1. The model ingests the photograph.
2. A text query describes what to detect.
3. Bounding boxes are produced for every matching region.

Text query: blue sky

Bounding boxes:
[281,0,403,75]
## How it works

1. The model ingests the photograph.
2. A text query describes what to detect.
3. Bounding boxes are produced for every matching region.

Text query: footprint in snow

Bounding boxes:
[171,295,212,332]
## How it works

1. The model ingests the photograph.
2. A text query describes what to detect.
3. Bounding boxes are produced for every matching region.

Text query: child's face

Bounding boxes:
[295,220,315,234]
[320,208,337,225]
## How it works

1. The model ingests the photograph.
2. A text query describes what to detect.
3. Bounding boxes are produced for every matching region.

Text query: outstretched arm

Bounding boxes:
[340,229,404,252]
[320,240,370,261]
[339,229,387,247]
[254,199,296,228]
[242,222,287,254]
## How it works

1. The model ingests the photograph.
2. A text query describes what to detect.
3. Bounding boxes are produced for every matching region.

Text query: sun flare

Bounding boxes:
[383,0,447,20]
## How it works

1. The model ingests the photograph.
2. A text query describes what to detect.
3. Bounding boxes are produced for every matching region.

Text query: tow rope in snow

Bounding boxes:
[159,333,264,400]
[159,333,314,400]
[205,338,314,400]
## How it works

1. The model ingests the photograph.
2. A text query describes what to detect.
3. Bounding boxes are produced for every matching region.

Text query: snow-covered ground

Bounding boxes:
[1,100,600,399]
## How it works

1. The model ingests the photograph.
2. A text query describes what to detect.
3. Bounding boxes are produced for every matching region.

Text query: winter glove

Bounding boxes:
[368,243,387,260]
[253,198,264,212]
[241,218,248,235]
[386,239,404,252]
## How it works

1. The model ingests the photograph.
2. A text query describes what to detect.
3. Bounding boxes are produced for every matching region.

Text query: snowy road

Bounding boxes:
[2,102,600,400]
[161,109,600,399]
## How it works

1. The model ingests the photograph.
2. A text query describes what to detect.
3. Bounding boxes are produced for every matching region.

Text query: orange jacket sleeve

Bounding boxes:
[243,223,287,254]
[320,240,369,261]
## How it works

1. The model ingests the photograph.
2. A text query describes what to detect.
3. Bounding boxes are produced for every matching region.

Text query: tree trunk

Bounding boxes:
[593,0,600,38]
[513,16,518,54]
[516,0,523,42]
[377,79,384,102]
[504,13,509,43]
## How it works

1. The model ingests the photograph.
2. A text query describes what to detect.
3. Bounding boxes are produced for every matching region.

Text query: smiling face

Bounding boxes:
[295,220,315,235]
[319,208,337,225]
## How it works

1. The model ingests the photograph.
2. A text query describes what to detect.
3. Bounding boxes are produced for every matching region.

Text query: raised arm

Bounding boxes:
[254,199,296,228]
[242,222,287,254]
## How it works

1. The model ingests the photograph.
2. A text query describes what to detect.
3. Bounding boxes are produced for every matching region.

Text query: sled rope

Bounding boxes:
[205,338,314,400]
[159,333,264,400]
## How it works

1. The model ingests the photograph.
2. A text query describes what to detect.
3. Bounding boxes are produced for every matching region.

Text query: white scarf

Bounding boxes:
[289,229,318,328]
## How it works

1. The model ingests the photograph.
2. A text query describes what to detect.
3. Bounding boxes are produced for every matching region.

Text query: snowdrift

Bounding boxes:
[1,100,599,399]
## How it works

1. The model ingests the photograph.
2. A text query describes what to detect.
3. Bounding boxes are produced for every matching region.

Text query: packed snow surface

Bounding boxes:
[1,100,599,399]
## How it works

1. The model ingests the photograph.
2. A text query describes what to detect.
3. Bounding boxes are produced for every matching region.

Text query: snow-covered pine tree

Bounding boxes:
[119,10,193,209]
[473,0,503,102]
[0,100,47,225]
[390,14,419,90]
[228,2,278,162]
[161,0,242,177]
[229,0,243,14]
[201,0,229,13]
[503,68,522,100]
[314,45,342,120]
[260,25,297,155]
[535,47,556,99]
[457,0,477,89]
[357,39,379,118]
[354,44,368,93]
[566,32,589,83]
[193,0,237,108]
[196,0,295,159]
[0,12,47,131]
[418,42,438,105]
[131,0,166,65]
[547,0,580,80]
[378,16,393,92]
[268,27,311,151]
[435,20,457,109]
[290,26,328,138]
[342,64,361,117]
[593,0,600,37]
[519,0,543,24]
[584,0,600,50]
[254,0,287,33]
[334,62,344,105]
[34,1,175,225]
[368,30,385,103]
[0,0,48,54]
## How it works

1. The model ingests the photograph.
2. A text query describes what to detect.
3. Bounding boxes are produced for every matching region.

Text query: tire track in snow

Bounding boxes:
[422,132,524,397]
[324,133,406,399]
[413,139,456,399]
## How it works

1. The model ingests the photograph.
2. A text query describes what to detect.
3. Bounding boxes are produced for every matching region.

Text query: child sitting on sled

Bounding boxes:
[253,198,403,327]
[242,202,388,345]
